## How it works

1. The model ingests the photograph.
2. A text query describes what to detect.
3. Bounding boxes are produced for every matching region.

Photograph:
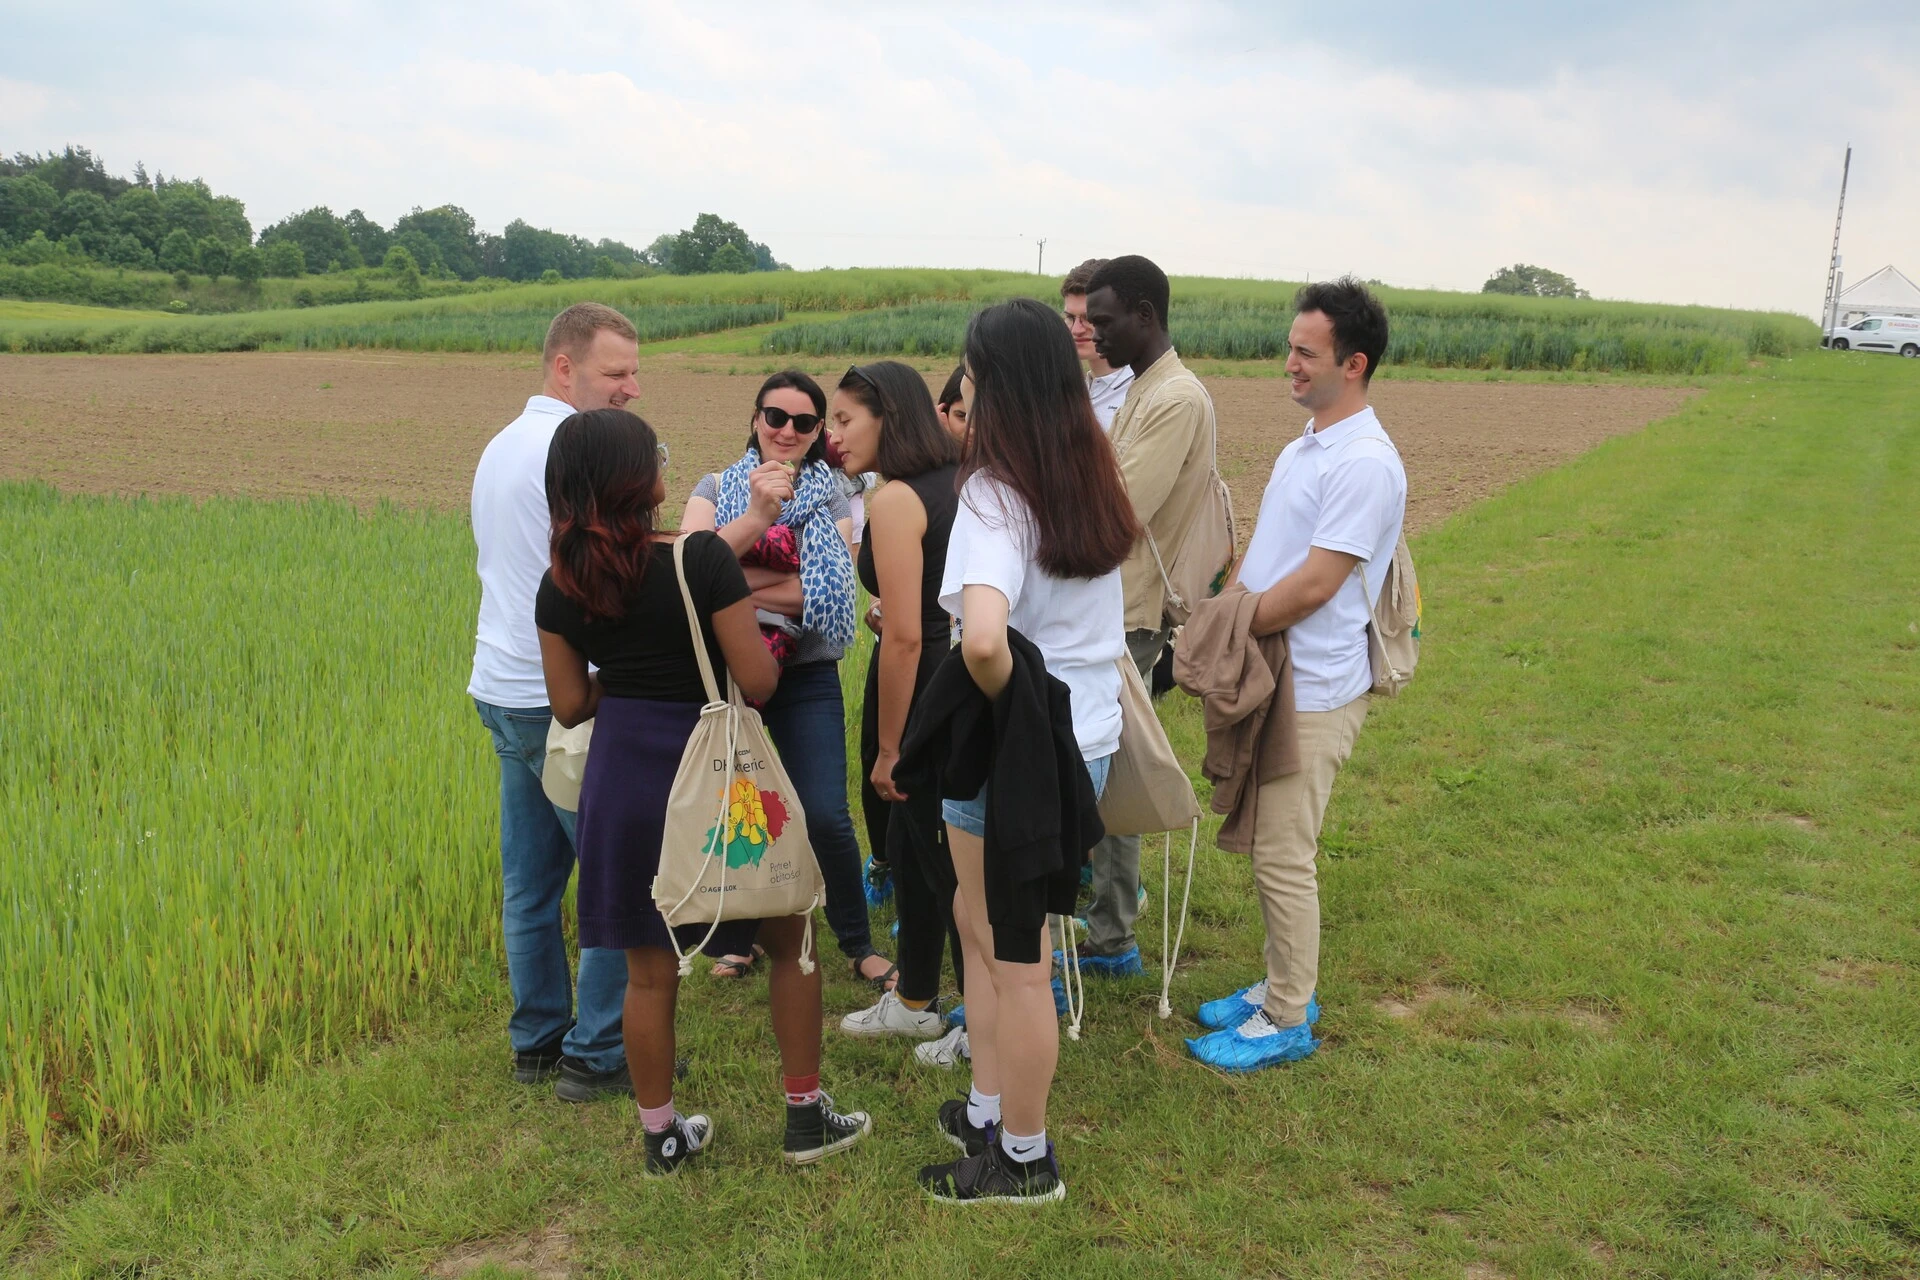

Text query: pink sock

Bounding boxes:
[783,1072,821,1106]
[639,1101,676,1133]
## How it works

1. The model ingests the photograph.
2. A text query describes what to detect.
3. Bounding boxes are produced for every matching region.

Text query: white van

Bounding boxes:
[1825,314,1920,356]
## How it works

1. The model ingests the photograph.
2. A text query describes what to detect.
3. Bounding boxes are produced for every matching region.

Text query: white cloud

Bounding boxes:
[3,3,1913,315]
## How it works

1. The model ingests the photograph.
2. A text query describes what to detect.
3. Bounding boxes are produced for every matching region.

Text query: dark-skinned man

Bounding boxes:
[1067,255,1219,977]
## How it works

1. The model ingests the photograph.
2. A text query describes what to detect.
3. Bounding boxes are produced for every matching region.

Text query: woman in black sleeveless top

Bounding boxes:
[826,362,967,1044]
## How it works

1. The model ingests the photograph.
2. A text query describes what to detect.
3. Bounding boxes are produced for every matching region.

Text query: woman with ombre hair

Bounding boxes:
[537,407,872,1177]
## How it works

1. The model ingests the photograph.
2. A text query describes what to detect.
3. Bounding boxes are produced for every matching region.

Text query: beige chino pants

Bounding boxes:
[1249,695,1369,1028]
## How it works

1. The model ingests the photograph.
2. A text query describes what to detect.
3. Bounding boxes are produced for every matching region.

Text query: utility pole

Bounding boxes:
[1036,238,1047,276]
[1820,145,1851,339]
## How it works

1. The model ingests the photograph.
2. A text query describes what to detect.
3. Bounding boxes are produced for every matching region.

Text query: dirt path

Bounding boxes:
[0,352,1693,534]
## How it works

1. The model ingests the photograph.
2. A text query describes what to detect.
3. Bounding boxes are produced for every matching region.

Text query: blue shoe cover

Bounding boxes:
[1185,1017,1319,1072]
[1196,985,1320,1031]
[947,1003,966,1029]
[1050,945,1143,979]
[863,855,893,908]
[1051,976,1069,1017]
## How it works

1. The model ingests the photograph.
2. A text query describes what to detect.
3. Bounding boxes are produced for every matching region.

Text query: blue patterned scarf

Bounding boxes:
[714,449,857,654]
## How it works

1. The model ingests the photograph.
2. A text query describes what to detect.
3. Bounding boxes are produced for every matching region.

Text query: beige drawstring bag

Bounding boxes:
[652,536,823,976]
[1060,656,1204,1036]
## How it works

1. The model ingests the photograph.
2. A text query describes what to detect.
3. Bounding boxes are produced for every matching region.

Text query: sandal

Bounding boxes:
[853,955,899,993]
[711,944,766,979]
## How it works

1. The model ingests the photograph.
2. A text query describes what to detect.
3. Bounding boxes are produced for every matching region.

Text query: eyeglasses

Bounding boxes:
[759,405,823,435]
[656,441,670,466]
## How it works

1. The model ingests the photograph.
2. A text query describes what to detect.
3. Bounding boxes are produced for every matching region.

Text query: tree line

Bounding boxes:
[0,146,788,285]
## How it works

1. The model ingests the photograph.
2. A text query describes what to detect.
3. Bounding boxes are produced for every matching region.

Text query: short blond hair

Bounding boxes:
[543,303,638,366]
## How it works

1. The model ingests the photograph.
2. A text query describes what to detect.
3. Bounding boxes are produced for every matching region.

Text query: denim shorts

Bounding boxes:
[942,752,1112,837]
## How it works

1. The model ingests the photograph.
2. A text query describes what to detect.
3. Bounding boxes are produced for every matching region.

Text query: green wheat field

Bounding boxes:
[0,268,1817,375]
[2,353,1916,1277]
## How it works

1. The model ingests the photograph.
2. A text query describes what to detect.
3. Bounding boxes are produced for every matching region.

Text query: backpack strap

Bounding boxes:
[672,534,729,708]
[1113,368,1222,611]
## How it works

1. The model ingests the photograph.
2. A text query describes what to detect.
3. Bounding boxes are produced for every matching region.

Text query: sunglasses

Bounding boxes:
[759,405,823,435]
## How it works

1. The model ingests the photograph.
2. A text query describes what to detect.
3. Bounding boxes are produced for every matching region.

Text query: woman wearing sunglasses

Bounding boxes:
[683,371,895,990]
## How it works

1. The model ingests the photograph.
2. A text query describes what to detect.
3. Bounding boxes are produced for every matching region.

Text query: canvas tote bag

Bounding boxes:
[542,718,592,811]
[1359,535,1421,698]
[652,536,825,975]
[1076,656,1205,1025]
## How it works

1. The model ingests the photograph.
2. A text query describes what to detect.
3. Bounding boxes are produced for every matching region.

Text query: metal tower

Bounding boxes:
[1820,146,1851,336]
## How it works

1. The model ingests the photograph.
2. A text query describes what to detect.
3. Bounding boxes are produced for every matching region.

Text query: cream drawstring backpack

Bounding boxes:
[652,536,824,976]
[1062,655,1203,1036]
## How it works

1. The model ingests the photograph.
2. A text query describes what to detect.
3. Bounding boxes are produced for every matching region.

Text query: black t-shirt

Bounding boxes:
[534,532,750,704]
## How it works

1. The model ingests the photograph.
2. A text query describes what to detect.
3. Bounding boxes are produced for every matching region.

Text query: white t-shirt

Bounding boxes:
[1088,366,1135,432]
[1237,405,1407,713]
[939,473,1125,761]
[469,394,574,708]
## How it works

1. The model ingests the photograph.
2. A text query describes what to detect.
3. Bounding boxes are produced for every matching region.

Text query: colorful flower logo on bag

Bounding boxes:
[706,777,792,868]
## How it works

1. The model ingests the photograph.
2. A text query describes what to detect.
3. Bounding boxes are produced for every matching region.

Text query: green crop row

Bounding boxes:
[0,300,784,355]
[0,485,497,1176]
[762,297,1818,374]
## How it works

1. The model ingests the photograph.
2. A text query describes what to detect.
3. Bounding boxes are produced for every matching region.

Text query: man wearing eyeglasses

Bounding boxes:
[1062,258,1134,431]
[470,302,643,1103]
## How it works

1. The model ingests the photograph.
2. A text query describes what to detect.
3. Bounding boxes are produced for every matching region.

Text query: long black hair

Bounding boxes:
[961,299,1138,579]
[837,360,959,479]
[546,408,662,621]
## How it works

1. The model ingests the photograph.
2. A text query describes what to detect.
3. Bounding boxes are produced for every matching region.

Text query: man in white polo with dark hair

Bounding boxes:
[1186,276,1406,1072]
[470,302,641,1101]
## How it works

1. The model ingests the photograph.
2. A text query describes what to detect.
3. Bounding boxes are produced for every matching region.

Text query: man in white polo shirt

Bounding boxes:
[470,302,639,1100]
[1186,277,1406,1072]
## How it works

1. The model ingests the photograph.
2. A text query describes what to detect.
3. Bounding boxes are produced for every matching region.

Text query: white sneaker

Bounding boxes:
[914,1025,970,1068]
[839,990,946,1039]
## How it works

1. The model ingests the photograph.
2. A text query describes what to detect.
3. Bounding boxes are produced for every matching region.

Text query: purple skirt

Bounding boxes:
[575,696,760,956]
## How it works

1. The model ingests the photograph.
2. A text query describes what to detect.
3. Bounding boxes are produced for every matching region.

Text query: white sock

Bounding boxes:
[966,1086,1001,1130]
[1000,1127,1047,1163]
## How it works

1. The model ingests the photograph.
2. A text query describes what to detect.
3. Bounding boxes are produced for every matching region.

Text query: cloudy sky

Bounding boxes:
[4,2,1914,315]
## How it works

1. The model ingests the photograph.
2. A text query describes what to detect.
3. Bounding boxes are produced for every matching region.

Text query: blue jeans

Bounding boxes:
[759,661,875,960]
[474,699,627,1071]
[943,752,1113,837]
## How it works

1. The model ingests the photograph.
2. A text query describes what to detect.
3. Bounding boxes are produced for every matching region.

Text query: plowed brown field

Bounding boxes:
[0,352,1693,533]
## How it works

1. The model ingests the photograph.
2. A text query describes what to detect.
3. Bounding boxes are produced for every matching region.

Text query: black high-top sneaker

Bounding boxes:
[920,1140,1066,1206]
[936,1098,994,1156]
[642,1113,713,1178]
[782,1091,872,1164]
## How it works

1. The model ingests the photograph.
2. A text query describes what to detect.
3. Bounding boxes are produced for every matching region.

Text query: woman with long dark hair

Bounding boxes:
[912,299,1140,1204]
[823,361,969,1047]
[537,408,871,1176]
[683,372,894,989]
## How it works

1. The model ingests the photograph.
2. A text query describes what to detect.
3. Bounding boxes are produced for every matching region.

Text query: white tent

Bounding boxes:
[1835,266,1920,324]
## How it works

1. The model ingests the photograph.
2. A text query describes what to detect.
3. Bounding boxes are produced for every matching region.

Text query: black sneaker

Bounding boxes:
[920,1140,1067,1206]
[554,1056,634,1102]
[642,1113,713,1178]
[936,1098,995,1156]
[782,1091,872,1165]
[511,1032,568,1085]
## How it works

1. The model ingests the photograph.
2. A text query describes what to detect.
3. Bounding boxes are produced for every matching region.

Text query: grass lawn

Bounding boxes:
[5,354,1917,1277]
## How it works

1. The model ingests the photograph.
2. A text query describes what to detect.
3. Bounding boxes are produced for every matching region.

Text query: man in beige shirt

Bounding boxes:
[1063,254,1217,973]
